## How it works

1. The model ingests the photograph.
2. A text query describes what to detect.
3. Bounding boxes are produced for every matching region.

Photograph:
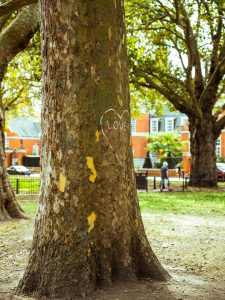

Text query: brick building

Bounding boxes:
[5,118,40,169]
[131,110,225,171]
[131,113,150,168]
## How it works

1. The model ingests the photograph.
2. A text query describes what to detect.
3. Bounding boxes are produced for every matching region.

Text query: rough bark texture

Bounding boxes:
[0,4,39,220]
[0,0,37,17]
[189,114,218,187]
[17,0,169,298]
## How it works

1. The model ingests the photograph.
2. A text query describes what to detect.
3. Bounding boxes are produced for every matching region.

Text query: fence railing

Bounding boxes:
[9,174,40,195]
[135,170,225,191]
[8,171,225,195]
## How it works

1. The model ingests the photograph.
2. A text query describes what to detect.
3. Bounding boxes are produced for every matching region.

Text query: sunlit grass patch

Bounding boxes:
[139,192,225,216]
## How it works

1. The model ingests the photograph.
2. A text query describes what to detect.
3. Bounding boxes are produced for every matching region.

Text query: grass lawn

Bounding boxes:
[18,191,225,218]
[19,200,38,216]
[139,192,225,216]
[1,193,223,299]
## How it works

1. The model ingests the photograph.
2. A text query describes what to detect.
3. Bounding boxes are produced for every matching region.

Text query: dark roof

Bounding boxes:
[8,118,41,138]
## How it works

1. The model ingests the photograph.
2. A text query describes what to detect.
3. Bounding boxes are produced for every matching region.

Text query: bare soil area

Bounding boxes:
[0,211,225,299]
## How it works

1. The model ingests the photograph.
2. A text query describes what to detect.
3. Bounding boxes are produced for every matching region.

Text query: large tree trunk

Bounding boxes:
[189,115,218,187]
[17,0,168,298]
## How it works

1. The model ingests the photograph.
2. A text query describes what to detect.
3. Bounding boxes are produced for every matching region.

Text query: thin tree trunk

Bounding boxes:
[0,84,25,220]
[189,115,218,187]
[0,4,39,221]
[17,0,169,298]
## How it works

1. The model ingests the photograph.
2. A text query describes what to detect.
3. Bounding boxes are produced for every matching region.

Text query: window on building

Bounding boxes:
[131,119,136,133]
[150,151,157,158]
[216,137,221,157]
[181,117,188,126]
[165,118,174,132]
[4,133,9,148]
[150,119,159,133]
[33,144,39,156]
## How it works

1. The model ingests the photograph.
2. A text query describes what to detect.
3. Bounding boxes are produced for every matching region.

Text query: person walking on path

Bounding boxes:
[160,161,169,191]
[177,163,182,180]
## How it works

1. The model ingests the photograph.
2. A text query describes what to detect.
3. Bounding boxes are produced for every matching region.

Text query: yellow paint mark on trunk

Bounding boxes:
[95,130,100,142]
[91,65,96,76]
[86,157,97,183]
[87,248,92,257]
[87,212,97,233]
[130,136,133,146]
[108,26,112,40]
[58,173,66,192]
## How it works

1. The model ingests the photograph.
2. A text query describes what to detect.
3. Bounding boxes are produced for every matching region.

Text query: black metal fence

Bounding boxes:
[135,171,225,192]
[9,175,40,195]
[7,172,225,195]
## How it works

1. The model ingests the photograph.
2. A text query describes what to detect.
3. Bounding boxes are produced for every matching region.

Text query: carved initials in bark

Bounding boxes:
[100,109,129,162]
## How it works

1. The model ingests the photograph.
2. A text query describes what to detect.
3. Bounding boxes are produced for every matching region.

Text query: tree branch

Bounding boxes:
[178,0,205,100]
[0,4,39,79]
[170,37,187,72]
[198,0,214,38]
[155,0,176,23]
[199,57,225,108]
[0,13,10,31]
[0,0,37,17]
[3,86,24,110]
[137,72,195,116]
[208,9,223,82]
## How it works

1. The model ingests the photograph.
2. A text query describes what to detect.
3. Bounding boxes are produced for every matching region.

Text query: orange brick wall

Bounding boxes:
[180,131,190,152]
[182,155,191,173]
[132,136,148,157]
[7,138,40,154]
[132,114,149,158]
[221,131,225,157]
[135,114,149,132]
[5,129,40,167]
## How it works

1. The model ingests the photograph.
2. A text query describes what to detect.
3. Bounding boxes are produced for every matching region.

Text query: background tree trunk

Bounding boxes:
[0,93,25,220]
[0,4,39,221]
[17,0,168,298]
[189,116,218,187]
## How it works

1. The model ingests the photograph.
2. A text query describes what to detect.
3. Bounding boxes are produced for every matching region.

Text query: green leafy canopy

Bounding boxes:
[147,131,187,158]
[2,31,41,120]
[125,0,225,132]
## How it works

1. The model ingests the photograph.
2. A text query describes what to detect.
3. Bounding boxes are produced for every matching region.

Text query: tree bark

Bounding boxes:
[189,114,218,187]
[0,4,39,221]
[0,0,37,17]
[17,0,169,298]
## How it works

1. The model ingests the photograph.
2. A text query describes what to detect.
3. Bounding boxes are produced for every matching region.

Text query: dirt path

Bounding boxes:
[0,212,225,299]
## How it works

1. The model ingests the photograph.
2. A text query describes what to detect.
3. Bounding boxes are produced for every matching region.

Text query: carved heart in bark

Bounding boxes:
[100,109,129,161]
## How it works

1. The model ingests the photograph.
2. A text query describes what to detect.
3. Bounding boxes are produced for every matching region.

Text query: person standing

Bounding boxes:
[160,161,169,191]
[177,163,181,180]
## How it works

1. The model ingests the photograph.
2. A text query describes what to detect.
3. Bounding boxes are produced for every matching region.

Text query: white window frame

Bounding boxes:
[33,144,39,156]
[165,117,174,132]
[216,136,221,157]
[4,132,9,148]
[150,118,159,133]
[131,119,136,133]
[150,151,157,158]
